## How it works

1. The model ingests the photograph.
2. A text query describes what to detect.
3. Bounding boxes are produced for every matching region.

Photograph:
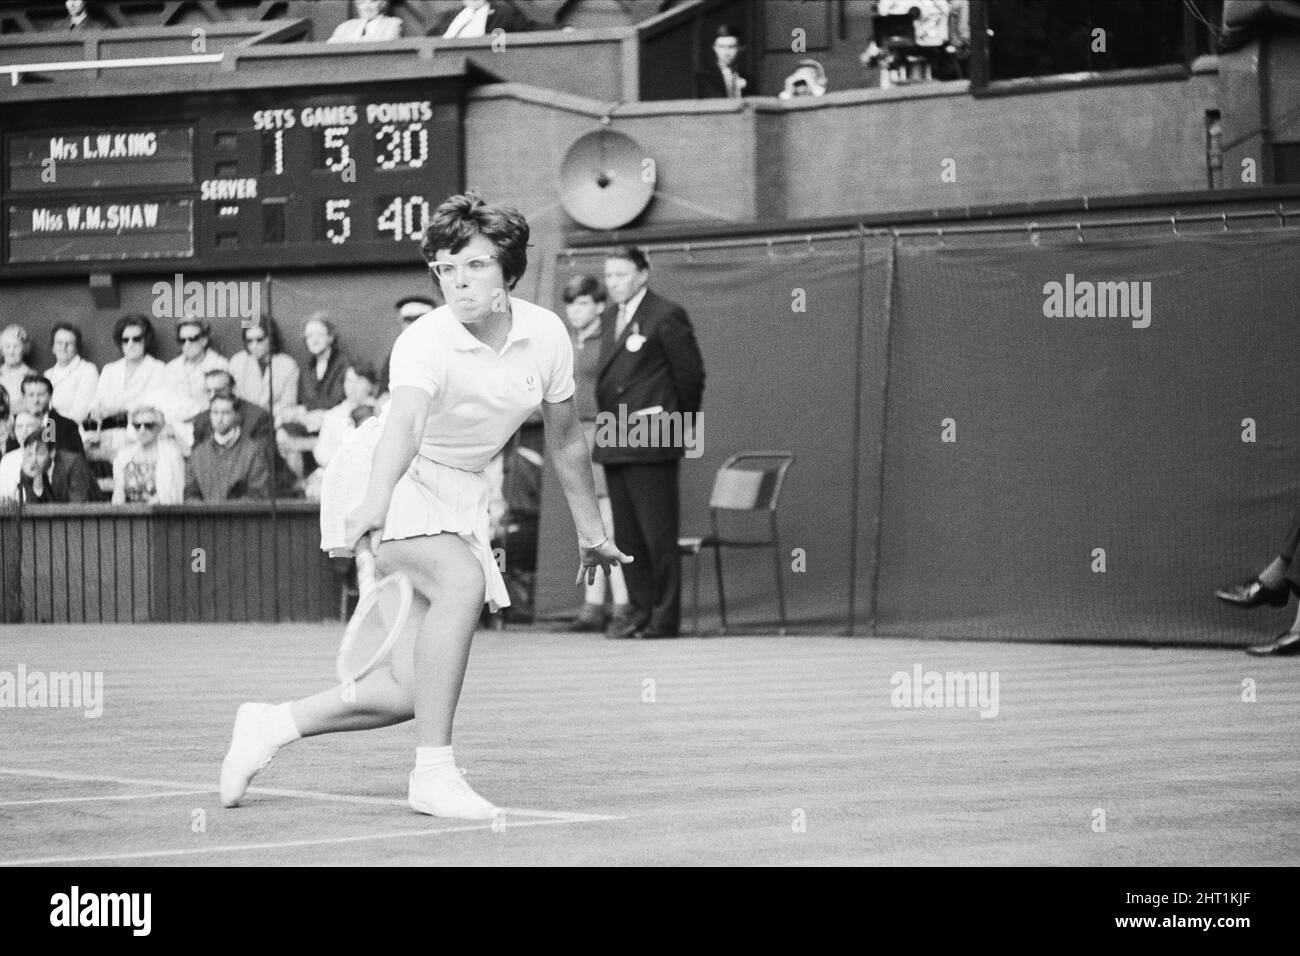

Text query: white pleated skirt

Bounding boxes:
[319,415,510,611]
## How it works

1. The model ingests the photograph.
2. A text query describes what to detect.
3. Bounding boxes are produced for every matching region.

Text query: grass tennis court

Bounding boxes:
[1,624,1297,866]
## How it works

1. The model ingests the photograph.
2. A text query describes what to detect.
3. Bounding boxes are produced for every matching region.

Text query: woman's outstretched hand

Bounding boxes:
[576,538,633,586]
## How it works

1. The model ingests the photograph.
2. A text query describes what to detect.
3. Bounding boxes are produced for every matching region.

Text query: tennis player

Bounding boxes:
[220,194,631,818]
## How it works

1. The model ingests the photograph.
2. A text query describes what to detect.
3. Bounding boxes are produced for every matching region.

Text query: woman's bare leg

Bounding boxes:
[372,533,485,747]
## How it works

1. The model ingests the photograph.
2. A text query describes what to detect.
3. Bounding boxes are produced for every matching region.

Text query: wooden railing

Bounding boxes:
[0,501,337,623]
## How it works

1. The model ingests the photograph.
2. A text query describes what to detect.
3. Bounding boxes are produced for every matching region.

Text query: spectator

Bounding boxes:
[279,314,348,435]
[184,395,270,502]
[696,25,750,99]
[111,404,185,505]
[85,314,169,461]
[561,274,629,633]
[313,363,379,470]
[595,246,706,640]
[379,293,439,395]
[164,317,227,411]
[188,369,273,446]
[59,0,111,31]
[428,0,536,38]
[228,316,299,417]
[0,386,12,455]
[329,0,402,42]
[45,323,99,425]
[22,374,84,455]
[779,59,829,99]
[0,410,40,498]
[16,432,102,503]
[0,324,36,410]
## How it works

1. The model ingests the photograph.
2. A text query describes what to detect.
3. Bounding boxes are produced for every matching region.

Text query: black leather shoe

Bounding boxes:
[635,626,679,639]
[1215,578,1289,608]
[1245,630,1300,656]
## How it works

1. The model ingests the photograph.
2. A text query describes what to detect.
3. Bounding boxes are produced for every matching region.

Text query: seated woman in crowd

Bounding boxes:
[110,403,185,505]
[164,317,227,413]
[1,324,37,411]
[45,322,99,425]
[84,314,170,461]
[303,362,379,499]
[228,317,298,416]
[278,313,348,435]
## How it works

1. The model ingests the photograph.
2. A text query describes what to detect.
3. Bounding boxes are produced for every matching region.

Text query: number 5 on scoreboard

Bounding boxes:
[324,198,352,244]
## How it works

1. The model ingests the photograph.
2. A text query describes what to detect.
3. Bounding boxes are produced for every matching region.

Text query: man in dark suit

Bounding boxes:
[17,432,101,503]
[593,246,705,639]
[696,24,751,99]
[427,0,536,37]
[22,374,84,455]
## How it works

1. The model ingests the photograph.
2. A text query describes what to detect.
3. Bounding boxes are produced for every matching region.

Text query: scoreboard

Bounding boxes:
[1,81,463,275]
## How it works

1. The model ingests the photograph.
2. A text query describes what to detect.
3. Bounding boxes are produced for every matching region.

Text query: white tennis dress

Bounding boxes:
[320,298,576,610]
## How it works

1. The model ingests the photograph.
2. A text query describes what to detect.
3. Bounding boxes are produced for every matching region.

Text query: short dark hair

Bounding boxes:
[208,393,237,412]
[176,318,211,339]
[562,275,608,304]
[395,294,437,311]
[113,313,156,353]
[50,322,84,354]
[246,315,284,354]
[421,193,531,290]
[606,245,649,272]
[204,369,236,395]
[347,361,379,385]
[715,24,743,43]
[21,373,52,397]
[21,431,48,451]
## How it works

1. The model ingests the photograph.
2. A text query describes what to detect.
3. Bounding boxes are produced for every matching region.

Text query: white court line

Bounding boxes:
[0,817,591,866]
[0,790,210,807]
[0,766,623,822]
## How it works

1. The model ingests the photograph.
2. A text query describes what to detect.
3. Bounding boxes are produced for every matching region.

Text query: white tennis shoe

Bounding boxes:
[220,702,279,808]
[408,768,501,820]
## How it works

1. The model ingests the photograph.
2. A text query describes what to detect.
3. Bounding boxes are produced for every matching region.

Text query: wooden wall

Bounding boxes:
[0,502,336,623]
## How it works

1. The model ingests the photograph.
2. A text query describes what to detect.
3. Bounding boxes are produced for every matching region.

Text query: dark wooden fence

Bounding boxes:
[0,502,336,624]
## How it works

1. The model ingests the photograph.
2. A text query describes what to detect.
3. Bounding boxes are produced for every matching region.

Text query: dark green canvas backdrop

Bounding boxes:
[537,229,1300,644]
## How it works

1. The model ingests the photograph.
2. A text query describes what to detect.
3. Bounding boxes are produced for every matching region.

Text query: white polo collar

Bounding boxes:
[448,302,531,352]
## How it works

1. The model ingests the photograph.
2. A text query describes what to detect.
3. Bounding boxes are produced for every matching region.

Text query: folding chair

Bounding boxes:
[678,451,794,635]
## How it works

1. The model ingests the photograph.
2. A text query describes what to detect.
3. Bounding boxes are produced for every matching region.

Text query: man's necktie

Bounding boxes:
[616,303,629,338]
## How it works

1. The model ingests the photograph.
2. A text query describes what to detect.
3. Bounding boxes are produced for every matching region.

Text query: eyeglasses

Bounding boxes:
[132,420,161,431]
[178,333,203,344]
[429,254,499,282]
[120,333,144,344]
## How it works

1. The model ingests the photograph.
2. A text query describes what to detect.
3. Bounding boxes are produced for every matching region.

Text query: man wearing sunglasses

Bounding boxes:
[165,318,228,411]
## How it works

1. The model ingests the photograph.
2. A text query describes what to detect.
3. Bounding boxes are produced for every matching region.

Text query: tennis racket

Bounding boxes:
[331,534,415,683]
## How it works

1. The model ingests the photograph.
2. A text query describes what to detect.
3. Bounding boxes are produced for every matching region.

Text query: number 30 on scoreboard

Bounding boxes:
[316,195,430,244]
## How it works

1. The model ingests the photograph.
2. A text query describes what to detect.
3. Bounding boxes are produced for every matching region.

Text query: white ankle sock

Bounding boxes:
[414,745,456,777]
[260,703,301,748]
